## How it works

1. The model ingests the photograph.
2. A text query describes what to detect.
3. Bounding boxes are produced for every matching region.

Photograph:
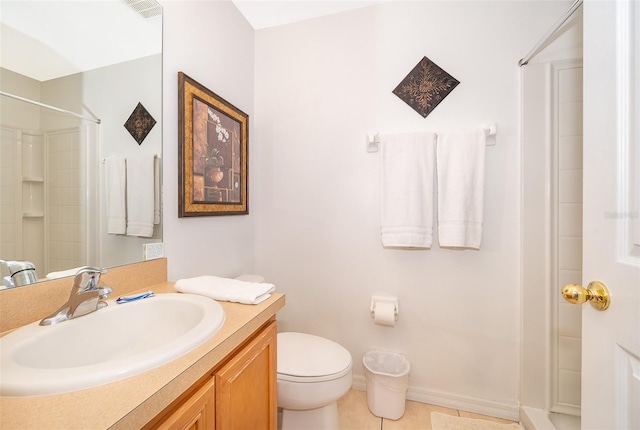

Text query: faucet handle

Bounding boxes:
[73,267,108,292]
[75,266,107,276]
[98,286,113,299]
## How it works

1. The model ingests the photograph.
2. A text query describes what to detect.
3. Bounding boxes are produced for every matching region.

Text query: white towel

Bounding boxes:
[126,156,155,237]
[380,132,436,248]
[46,267,84,279]
[436,128,486,249]
[154,156,161,225]
[174,276,275,305]
[105,157,126,235]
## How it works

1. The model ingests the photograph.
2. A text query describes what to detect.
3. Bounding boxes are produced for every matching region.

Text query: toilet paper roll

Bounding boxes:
[373,301,396,327]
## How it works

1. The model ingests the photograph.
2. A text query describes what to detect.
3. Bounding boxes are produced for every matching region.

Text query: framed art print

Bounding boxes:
[178,72,248,216]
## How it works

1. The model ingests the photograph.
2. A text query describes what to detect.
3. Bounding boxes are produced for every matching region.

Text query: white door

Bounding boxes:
[580,1,640,428]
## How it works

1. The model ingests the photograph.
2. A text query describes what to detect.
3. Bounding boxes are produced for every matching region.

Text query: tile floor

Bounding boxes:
[337,389,521,429]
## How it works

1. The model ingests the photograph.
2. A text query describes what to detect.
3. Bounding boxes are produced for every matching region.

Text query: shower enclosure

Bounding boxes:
[0,96,99,280]
[520,4,583,430]
[521,59,583,430]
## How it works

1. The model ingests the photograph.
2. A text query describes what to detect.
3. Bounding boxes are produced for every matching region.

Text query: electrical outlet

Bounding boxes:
[144,243,164,260]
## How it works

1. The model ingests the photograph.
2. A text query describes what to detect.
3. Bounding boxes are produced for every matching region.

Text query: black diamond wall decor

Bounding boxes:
[392,56,460,118]
[124,102,157,145]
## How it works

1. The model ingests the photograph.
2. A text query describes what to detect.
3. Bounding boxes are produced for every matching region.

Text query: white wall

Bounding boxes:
[161,1,255,281]
[253,1,570,419]
[0,69,42,131]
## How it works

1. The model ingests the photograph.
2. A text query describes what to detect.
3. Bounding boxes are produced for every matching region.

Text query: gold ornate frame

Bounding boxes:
[178,72,248,216]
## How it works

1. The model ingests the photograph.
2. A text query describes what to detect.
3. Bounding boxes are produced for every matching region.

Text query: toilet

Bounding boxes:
[277,332,353,430]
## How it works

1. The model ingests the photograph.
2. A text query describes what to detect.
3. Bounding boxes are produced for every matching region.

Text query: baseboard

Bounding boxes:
[520,406,555,430]
[351,374,520,422]
[351,373,368,391]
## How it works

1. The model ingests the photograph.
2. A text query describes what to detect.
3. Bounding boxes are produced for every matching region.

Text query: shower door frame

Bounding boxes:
[521,58,583,419]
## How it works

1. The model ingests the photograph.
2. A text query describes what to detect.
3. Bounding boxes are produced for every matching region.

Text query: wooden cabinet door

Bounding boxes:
[215,321,277,430]
[156,377,215,430]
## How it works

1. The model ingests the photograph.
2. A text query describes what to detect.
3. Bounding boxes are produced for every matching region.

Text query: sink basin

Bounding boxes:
[0,293,225,397]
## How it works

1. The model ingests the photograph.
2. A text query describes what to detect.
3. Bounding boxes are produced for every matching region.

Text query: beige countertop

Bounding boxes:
[0,281,285,429]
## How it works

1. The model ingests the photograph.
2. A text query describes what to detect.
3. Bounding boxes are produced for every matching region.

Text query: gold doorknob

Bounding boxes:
[561,281,610,311]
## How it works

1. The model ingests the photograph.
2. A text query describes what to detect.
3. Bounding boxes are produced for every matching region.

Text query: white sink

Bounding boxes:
[0,293,225,397]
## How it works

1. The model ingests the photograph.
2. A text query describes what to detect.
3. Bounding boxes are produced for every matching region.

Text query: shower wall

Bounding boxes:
[553,65,583,413]
[0,124,88,278]
[521,9,583,427]
[0,126,47,279]
[1,69,90,278]
[19,130,45,275]
[45,128,88,274]
[0,70,42,280]
[0,127,20,268]
[521,59,583,421]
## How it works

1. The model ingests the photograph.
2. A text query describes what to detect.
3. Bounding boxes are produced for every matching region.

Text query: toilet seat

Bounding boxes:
[277,332,352,383]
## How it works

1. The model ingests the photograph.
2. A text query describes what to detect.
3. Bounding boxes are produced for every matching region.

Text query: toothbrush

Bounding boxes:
[116,291,155,304]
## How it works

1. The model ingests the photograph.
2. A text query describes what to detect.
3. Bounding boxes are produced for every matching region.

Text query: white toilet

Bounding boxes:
[277,332,353,430]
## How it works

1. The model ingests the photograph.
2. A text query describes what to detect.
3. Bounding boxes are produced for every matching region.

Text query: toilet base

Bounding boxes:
[280,401,339,430]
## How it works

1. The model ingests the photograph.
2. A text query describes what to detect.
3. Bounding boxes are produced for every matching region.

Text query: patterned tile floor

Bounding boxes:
[337,389,520,430]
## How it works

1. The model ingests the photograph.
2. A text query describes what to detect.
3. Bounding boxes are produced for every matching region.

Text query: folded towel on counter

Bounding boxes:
[436,128,486,249]
[174,276,276,305]
[126,156,155,237]
[105,157,126,235]
[46,267,85,279]
[379,132,436,248]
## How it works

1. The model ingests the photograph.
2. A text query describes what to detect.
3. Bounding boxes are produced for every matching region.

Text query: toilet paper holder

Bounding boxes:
[370,296,399,321]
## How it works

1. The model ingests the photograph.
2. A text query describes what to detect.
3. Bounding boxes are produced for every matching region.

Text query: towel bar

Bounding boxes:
[101,154,160,163]
[366,124,497,153]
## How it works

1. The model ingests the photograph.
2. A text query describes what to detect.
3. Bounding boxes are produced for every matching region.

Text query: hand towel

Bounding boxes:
[105,156,126,235]
[380,132,436,248]
[436,128,486,249]
[126,155,155,237]
[174,276,276,305]
[154,156,161,225]
[46,267,84,279]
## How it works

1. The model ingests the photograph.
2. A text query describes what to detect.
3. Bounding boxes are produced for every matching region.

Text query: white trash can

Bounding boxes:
[362,350,410,420]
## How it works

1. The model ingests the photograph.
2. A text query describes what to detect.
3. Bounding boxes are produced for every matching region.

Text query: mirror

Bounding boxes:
[0,1,163,287]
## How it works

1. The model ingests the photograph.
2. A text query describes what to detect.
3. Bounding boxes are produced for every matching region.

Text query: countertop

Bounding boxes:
[0,282,285,429]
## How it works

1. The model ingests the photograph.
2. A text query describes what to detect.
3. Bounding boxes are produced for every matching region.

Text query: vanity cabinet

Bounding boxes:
[216,320,277,429]
[156,378,215,430]
[149,320,277,430]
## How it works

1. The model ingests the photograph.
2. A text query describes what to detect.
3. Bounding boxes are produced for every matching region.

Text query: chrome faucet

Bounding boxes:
[0,260,38,288]
[40,267,113,326]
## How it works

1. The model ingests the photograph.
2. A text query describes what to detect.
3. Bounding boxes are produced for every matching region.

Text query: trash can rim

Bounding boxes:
[362,350,410,377]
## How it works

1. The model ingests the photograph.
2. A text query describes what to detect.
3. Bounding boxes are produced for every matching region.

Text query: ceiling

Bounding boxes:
[0,0,377,82]
[231,1,382,29]
[0,0,161,82]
